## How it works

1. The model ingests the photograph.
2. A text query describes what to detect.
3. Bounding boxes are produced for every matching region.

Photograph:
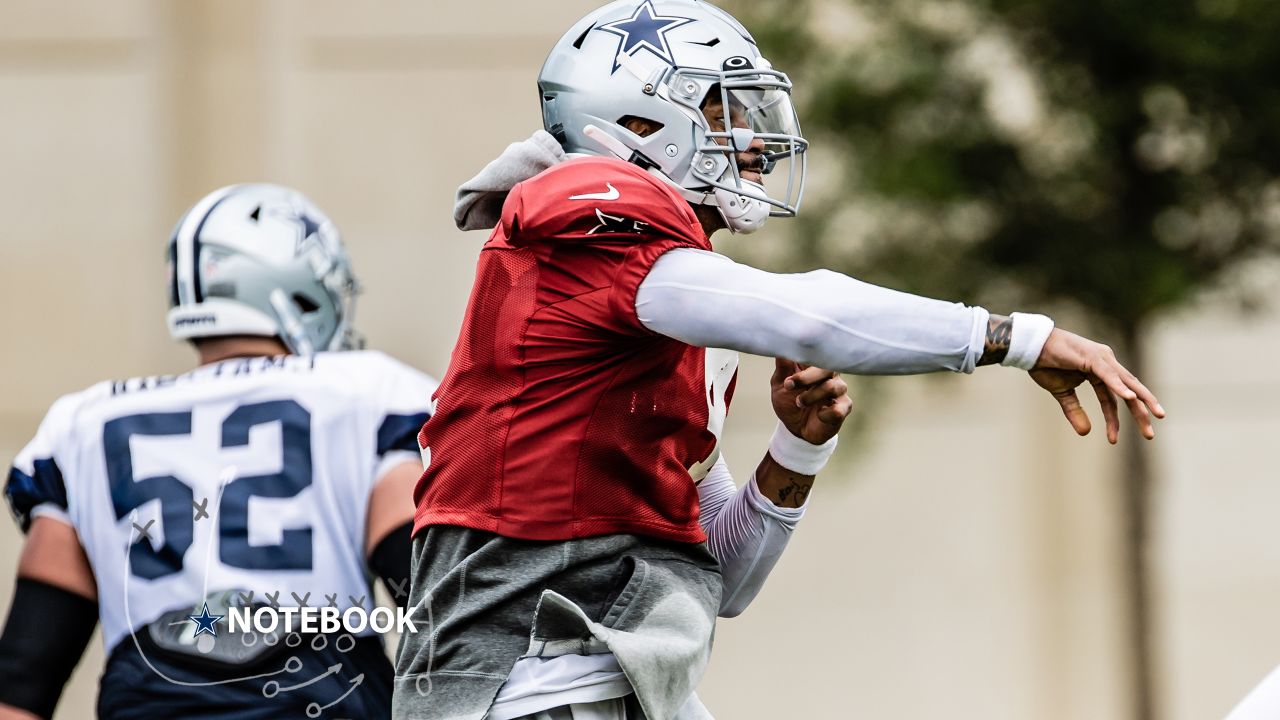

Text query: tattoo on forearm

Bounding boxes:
[978,314,1012,366]
[757,455,816,509]
[773,476,812,508]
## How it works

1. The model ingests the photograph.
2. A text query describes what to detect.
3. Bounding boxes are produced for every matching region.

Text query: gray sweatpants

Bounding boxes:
[392,527,721,720]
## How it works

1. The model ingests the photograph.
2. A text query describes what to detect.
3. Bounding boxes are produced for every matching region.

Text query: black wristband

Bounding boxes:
[368,521,413,610]
[0,577,98,718]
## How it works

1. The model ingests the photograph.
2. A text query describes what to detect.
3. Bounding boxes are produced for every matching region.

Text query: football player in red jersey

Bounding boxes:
[393,2,1165,719]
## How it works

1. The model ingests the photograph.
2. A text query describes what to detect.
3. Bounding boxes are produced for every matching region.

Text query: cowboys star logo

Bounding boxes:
[249,201,323,251]
[588,208,650,235]
[598,0,694,73]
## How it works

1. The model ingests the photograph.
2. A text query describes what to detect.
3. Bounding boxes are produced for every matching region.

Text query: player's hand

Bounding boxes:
[772,359,852,445]
[1030,328,1166,443]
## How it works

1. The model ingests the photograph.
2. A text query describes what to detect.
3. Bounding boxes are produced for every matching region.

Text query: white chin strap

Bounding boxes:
[713,181,771,234]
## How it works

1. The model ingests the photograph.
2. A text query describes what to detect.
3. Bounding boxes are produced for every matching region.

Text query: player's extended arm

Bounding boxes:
[700,361,849,617]
[365,460,422,610]
[0,517,98,720]
[636,248,1164,442]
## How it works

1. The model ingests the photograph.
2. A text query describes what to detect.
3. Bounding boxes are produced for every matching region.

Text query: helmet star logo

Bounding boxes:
[282,209,322,251]
[599,1,694,73]
[296,212,321,241]
[262,205,324,252]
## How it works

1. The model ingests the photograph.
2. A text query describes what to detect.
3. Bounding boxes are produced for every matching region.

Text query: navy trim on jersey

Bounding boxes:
[5,458,68,531]
[376,412,430,455]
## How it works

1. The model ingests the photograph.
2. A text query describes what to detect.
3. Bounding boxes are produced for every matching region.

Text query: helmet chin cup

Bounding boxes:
[714,181,771,234]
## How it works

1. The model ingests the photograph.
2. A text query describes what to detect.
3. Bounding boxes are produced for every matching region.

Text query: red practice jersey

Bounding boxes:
[413,157,739,543]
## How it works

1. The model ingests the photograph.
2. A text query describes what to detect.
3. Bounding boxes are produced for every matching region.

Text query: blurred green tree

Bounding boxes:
[724,1,1280,718]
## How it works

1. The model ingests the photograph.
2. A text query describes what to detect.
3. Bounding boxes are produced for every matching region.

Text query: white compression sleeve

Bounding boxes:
[637,248,990,374]
[698,456,805,618]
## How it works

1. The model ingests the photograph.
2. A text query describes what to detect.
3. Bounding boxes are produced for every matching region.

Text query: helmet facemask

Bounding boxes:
[318,258,364,353]
[667,68,808,233]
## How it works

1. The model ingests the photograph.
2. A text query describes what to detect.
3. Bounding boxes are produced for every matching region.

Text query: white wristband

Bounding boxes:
[1002,312,1055,371]
[767,422,838,476]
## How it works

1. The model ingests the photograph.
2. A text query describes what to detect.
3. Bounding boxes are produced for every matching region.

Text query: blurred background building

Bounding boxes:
[0,1,1277,718]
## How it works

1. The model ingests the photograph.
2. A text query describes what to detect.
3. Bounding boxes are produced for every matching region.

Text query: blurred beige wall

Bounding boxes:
[0,2,1276,719]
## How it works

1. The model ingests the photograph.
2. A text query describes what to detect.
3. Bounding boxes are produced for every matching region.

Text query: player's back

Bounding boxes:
[6,349,435,718]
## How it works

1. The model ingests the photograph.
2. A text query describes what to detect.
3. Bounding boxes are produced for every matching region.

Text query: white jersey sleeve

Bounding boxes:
[636,248,990,374]
[5,388,98,531]
[357,351,438,480]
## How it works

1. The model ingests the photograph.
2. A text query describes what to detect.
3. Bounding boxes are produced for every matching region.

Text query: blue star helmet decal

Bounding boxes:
[296,211,321,242]
[599,0,695,73]
[286,209,323,252]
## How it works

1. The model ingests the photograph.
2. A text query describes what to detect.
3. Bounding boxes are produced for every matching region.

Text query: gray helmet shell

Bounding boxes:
[166,184,361,354]
[539,0,807,233]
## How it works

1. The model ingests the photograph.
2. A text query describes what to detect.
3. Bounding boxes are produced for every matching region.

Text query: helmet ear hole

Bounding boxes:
[292,293,320,313]
[617,115,664,138]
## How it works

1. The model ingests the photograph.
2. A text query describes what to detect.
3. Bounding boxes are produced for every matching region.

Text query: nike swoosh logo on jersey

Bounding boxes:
[569,183,620,201]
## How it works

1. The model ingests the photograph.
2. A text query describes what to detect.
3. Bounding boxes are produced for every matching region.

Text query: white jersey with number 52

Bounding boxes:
[4,350,436,653]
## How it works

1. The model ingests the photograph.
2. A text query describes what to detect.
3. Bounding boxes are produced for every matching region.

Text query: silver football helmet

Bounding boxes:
[165,184,362,355]
[539,0,807,233]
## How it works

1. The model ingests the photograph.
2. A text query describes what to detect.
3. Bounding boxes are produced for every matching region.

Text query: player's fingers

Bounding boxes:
[1091,360,1137,404]
[1124,392,1156,440]
[795,377,847,407]
[1097,359,1158,438]
[798,375,848,403]
[774,358,799,387]
[1116,365,1166,419]
[1090,379,1120,445]
[817,395,852,424]
[1054,389,1092,436]
[786,366,838,391]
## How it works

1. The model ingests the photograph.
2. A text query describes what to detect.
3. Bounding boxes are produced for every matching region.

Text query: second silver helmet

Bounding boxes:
[166,183,361,355]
